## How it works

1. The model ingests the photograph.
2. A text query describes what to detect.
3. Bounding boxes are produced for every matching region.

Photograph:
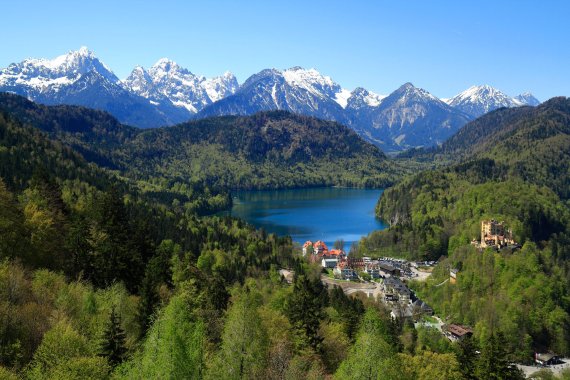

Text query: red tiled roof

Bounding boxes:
[314,240,328,248]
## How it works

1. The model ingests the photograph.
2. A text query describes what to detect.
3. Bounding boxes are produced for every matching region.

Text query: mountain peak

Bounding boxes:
[390,82,440,103]
[281,67,340,99]
[151,58,182,72]
[346,87,385,108]
[515,92,540,106]
[0,46,118,89]
[447,85,521,117]
[77,46,93,56]
[122,59,237,113]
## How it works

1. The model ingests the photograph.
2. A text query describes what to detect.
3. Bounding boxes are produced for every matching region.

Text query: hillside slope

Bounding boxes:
[0,93,399,193]
[354,98,570,358]
[402,97,570,198]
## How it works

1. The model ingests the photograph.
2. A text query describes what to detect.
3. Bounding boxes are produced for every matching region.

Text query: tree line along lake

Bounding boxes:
[222,187,387,249]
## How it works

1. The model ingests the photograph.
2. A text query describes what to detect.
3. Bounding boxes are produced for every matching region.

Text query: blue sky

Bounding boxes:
[2,0,568,100]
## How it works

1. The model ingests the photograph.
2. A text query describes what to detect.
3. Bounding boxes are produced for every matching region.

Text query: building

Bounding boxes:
[333,264,358,280]
[363,264,381,279]
[348,257,366,271]
[322,258,338,269]
[443,324,473,342]
[535,352,562,366]
[411,299,433,316]
[327,249,346,259]
[313,240,329,255]
[480,220,515,248]
[383,277,411,304]
[378,262,401,277]
[302,241,313,256]
[450,268,459,284]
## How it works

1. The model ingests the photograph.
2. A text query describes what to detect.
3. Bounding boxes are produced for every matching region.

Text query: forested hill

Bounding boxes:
[0,92,137,169]
[370,96,570,258]
[436,97,569,158]
[0,92,398,191]
[354,97,570,359]
[123,111,393,189]
[399,97,570,199]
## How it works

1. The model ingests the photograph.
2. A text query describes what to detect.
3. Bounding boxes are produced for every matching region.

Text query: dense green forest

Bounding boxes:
[398,97,570,199]
[0,93,409,215]
[354,97,570,365]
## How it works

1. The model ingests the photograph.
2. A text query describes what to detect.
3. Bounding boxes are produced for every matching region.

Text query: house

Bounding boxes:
[302,241,313,256]
[412,299,434,316]
[443,324,473,342]
[322,257,338,269]
[535,352,562,366]
[333,266,358,280]
[326,249,346,260]
[383,277,411,303]
[333,261,358,280]
[379,262,400,276]
[363,264,381,279]
[450,268,459,284]
[313,240,329,255]
[348,257,366,271]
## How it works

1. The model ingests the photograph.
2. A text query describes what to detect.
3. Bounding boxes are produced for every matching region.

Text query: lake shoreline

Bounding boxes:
[221,187,388,249]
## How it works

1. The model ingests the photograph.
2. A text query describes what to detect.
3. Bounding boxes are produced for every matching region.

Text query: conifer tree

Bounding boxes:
[456,335,478,380]
[100,306,127,368]
[285,274,328,351]
[476,333,524,380]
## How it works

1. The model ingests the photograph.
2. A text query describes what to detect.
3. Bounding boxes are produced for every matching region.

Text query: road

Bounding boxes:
[517,359,570,378]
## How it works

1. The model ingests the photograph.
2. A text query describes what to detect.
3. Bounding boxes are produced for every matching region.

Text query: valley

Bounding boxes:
[0,53,568,380]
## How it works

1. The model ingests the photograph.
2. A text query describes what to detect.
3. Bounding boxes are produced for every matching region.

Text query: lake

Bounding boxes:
[225,187,387,249]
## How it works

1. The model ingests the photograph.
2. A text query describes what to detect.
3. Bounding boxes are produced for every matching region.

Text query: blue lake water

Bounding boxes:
[225,187,387,249]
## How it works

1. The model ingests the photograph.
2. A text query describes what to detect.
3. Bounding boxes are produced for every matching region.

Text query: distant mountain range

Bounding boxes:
[0,47,540,152]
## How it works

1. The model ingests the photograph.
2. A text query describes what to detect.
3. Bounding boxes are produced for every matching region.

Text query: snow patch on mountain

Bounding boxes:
[334,88,352,108]
[123,59,238,113]
[445,85,539,118]
[0,46,119,94]
[282,67,341,98]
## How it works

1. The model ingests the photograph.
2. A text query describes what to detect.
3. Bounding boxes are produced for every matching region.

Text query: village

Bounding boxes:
[301,239,472,342]
[293,220,569,375]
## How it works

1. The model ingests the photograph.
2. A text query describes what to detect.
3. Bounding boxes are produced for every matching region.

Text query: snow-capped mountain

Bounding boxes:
[0,47,194,127]
[445,85,540,118]
[196,67,350,123]
[0,48,237,128]
[345,87,386,110]
[123,59,238,113]
[198,75,470,152]
[514,92,540,106]
[346,83,472,152]
[0,46,118,96]
[0,48,543,151]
